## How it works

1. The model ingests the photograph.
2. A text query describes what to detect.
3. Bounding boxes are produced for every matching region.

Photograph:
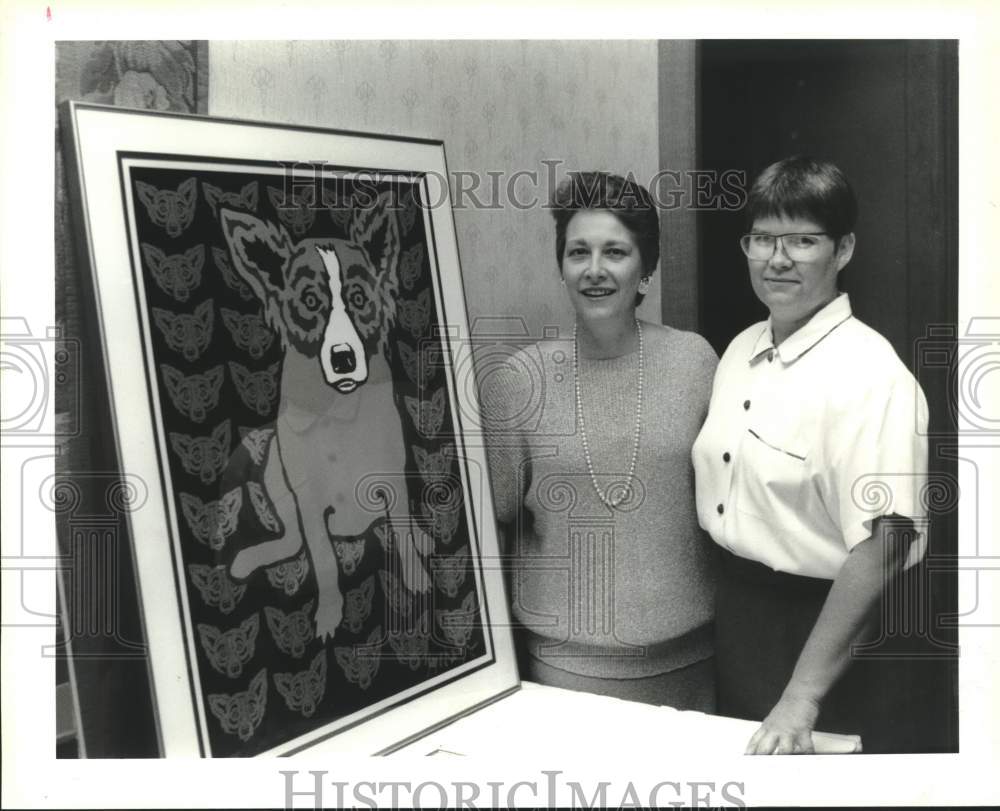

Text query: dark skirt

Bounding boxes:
[715,547,915,754]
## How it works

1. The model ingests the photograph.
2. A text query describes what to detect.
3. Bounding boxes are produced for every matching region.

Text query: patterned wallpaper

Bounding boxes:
[208,40,662,342]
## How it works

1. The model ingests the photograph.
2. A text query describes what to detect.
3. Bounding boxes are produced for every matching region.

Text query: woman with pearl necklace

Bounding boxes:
[483,171,719,708]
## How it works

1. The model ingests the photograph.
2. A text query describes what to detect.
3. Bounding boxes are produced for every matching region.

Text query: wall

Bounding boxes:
[209,40,662,342]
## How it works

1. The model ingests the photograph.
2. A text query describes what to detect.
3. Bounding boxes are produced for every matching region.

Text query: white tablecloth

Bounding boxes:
[394,681,861,757]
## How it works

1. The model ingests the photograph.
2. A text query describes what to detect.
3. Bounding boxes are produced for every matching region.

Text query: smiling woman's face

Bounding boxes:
[561,210,645,326]
[747,215,853,339]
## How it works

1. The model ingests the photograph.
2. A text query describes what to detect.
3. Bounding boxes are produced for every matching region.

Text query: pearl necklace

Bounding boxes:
[573,320,643,509]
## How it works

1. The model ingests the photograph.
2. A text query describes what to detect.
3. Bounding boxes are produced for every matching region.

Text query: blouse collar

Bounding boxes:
[748,293,854,365]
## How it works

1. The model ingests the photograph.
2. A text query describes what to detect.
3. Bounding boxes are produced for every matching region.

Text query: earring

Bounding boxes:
[638,277,650,292]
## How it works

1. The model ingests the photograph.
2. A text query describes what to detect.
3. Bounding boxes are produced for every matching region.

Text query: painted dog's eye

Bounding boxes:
[302,291,319,310]
[348,290,366,310]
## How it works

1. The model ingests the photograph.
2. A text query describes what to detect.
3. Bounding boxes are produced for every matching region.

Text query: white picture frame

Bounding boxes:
[60,100,518,757]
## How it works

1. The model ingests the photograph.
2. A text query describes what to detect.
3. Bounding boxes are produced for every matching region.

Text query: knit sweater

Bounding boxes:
[482,321,719,679]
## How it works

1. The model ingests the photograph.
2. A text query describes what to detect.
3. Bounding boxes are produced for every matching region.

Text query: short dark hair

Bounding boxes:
[745,156,858,240]
[550,172,660,306]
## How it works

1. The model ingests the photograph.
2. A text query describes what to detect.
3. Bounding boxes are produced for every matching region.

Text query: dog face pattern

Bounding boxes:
[135,178,197,238]
[207,668,267,742]
[274,650,327,718]
[403,386,446,439]
[413,443,455,483]
[204,180,258,219]
[435,590,479,654]
[333,627,383,690]
[129,169,486,754]
[399,243,424,292]
[421,500,462,546]
[152,299,214,362]
[432,544,470,599]
[142,243,204,302]
[398,339,441,389]
[221,308,275,359]
[342,575,376,635]
[198,614,260,679]
[169,420,231,484]
[161,364,224,423]
[228,361,280,416]
[267,184,316,237]
[332,536,365,577]
[388,609,431,670]
[188,563,247,615]
[264,600,315,659]
[398,288,431,338]
[265,550,310,597]
[179,488,242,550]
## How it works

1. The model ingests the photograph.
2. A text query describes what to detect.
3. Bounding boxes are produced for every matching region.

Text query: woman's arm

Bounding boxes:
[745,515,914,754]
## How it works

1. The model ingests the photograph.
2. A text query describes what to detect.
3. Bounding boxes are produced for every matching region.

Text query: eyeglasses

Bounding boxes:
[739,232,831,261]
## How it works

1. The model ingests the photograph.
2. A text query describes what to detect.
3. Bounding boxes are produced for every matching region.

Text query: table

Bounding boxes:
[394,681,861,757]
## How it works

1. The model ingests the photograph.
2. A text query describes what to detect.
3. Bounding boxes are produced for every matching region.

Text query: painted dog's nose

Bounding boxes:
[330,343,357,375]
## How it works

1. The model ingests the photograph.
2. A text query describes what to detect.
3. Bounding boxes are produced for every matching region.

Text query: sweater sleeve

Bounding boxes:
[673,328,720,421]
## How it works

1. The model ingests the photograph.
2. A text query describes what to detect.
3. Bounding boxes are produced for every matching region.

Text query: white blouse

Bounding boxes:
[692,294,929,579]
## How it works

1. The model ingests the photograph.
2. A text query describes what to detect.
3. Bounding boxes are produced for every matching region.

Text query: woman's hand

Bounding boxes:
[744,524,911,755]
[745,692,821,755]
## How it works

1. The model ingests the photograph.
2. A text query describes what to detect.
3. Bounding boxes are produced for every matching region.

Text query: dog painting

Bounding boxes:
[65,105,520,758]
[218,192,432,641]
[115,157,488,756]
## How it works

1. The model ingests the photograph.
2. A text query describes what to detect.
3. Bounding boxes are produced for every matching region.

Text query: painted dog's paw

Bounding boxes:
[230,549,255,581]
[313,595,344,642]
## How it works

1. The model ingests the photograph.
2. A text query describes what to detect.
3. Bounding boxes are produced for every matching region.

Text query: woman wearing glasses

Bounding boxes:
[692,157,928,753]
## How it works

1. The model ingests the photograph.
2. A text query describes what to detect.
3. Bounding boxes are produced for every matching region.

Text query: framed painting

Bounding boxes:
[61,101,518,756]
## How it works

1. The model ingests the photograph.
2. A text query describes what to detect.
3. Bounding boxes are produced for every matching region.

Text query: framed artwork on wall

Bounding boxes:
[61,101,517,756]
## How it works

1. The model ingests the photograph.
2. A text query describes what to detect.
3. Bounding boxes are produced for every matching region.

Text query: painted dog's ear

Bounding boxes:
[219,208,293,303]
[194,298,214,327]
[178,177,198,207]
[249,668,268,702]
[211,419,231,449]
[347,191,401,357]
[349,190,401,286]
[135,181,158,211]
[240,181,259,210]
